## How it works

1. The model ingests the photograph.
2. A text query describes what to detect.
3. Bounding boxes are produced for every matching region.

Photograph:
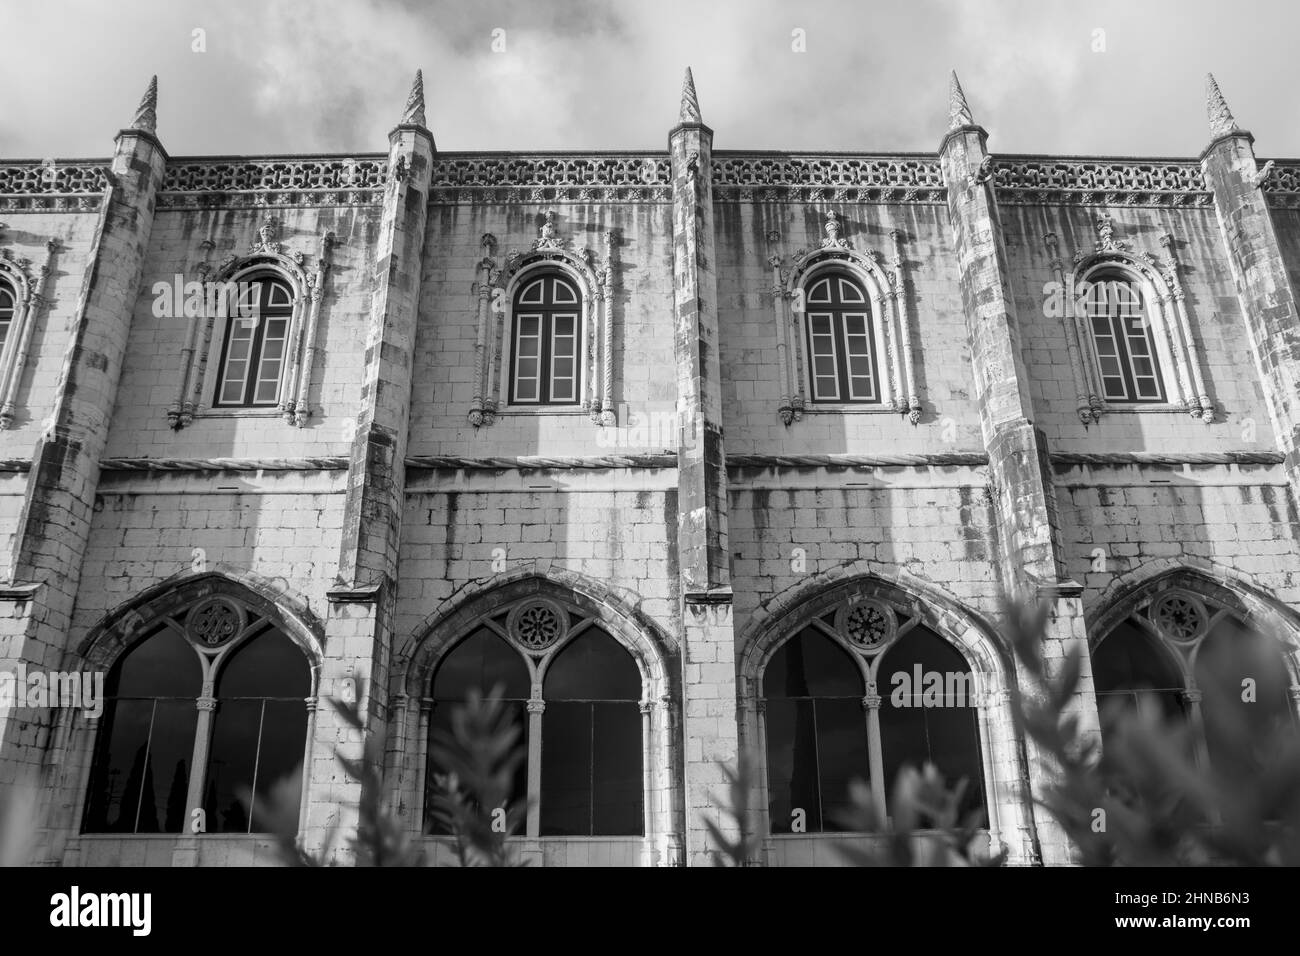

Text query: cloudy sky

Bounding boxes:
[2,0,1295,159]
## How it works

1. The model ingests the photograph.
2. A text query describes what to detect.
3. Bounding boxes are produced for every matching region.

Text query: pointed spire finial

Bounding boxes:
[130,75,158,133]
[401,69,427,127]
[948,70,974,130]
[1206,73,1239,138]
[679,67,702,123]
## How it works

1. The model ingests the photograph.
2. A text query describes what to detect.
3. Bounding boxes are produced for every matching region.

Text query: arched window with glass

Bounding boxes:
[1082,271,1164,403]
[0,281,14,360]
[83,590,312,834]
[761,596,986,833]
[803,271,880,405]
[424,595,645,838]
[214,275,296,408]
[509,273,581,406]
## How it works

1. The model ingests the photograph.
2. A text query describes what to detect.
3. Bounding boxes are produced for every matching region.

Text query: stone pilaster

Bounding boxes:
[938,72,1095,865]
[1200,74,1300,515]
[668,68,740,865]
[0,78,166,810]
[308,72,433,861]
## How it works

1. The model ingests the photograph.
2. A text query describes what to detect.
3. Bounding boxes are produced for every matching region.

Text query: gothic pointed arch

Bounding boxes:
[1085,564,1300,776]
[735,569,1031,863]
[77,568,324,678]
[398,571,677,851]
[75,570,319,837]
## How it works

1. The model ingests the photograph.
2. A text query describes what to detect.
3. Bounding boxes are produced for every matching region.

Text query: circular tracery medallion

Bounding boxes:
[507,599,566,651]
[836,599,897,652]
[185,597,245,649]
[1150,592,1208,643]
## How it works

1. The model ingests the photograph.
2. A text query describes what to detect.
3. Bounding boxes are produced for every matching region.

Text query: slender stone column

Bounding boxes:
[1200,74,1300,515]
[668,68,741,865]
[307,72,434,862]
[938,72,1097,865]
[0,79,167,828]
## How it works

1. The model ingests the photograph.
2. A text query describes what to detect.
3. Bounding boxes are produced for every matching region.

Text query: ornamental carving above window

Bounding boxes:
[836,599,898,651]
[1148,592,1209,644]
[507,598,567,651]
[184,596,245,649]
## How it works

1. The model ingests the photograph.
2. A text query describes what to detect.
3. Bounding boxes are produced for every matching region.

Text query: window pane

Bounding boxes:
[247,700,307,832]
[425,699,528,835]
[216,627,310,699]
[1195,616,1297,777]
[83,699,196,834]
[765,697,822,833]
[518,279,544,305]
[878,627,986,823]
[204,699,263,833]
[266,280,293,308]
[433,628,530,700]
[763,629,863,698]
[540,700,590,835]
[108,626,201,698]
[544,628,640,701]
[814,698,871,831]
[551,278,578,304]
[838,278,867,303]
[591,702,643,835]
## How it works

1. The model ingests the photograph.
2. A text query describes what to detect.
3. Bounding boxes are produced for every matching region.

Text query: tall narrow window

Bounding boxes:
[425,628,531,834]
[541,629,643,836]
[1083,275,1164,402]
[215,276,294,407]
[83,628,201,834]
[204,628,310,833]
[763,629,868,833]
[878,627,984,822]
[803,273,879,404]
[510,274,581,405]
[0,284,14,358]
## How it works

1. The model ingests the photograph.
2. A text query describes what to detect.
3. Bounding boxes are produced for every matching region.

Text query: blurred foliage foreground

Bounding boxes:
[2,599,1298,867]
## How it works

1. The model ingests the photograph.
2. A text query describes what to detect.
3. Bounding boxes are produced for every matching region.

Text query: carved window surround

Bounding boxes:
[168,217,334,430]
[1047,217,1213,425]
[470,214,615,428]
[0,238,57,429]
[767,214,922,425]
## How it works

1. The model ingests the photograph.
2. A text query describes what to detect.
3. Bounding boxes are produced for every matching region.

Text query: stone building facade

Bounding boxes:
[2,68,1299,867]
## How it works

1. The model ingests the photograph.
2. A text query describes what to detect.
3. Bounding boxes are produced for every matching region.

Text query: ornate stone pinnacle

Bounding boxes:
[948,70,974,130]
[1206,73,1238,138]
[680,67,702,123]
[131,75,158,133]
[402,69,427,127]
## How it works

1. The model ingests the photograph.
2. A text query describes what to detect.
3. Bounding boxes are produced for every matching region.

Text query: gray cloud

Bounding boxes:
[1,0,1295,159]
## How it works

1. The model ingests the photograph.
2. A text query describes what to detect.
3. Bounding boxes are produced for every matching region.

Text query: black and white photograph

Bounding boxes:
[0,0,1294,938]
